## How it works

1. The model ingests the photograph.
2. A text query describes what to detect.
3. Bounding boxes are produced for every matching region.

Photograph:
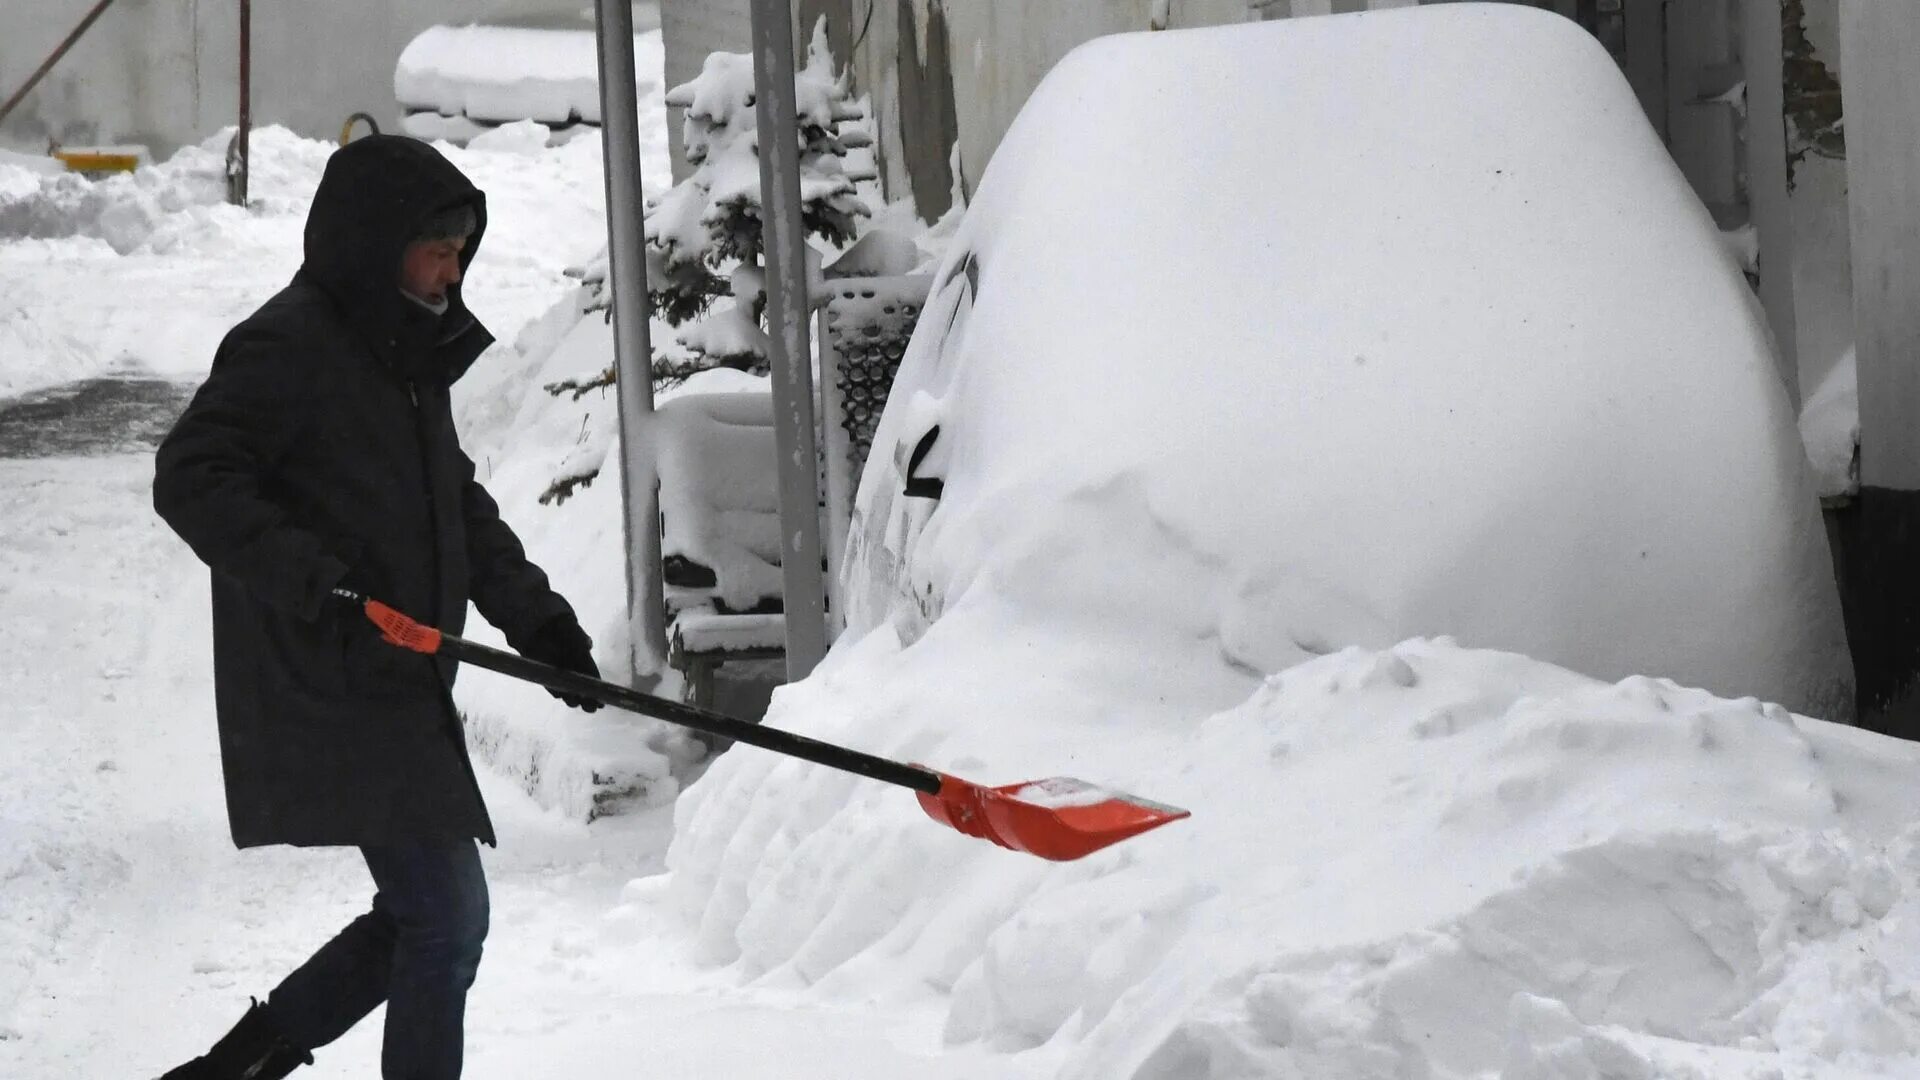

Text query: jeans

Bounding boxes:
[264,840,489,1080]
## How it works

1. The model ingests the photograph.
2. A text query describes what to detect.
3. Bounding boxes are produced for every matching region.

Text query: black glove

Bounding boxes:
[519,616,603,712]
[320,567,381,640]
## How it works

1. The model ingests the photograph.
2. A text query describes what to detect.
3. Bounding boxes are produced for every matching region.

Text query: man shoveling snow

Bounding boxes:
[151,134,603,1080]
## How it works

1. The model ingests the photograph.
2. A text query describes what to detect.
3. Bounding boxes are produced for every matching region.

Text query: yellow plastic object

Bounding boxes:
[54,148,139,173]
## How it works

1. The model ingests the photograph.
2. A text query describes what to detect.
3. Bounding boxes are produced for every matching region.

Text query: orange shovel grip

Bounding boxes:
[365,599,442,654]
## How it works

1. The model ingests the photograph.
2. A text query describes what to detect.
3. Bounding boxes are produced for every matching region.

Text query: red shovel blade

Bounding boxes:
[916,773,1190,861]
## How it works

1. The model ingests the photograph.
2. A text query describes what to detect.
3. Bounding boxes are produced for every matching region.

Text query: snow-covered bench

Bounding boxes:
[655,389,786,708]
[655,272,931,708]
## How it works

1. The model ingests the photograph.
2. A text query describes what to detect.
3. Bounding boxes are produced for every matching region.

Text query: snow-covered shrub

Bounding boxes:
[641,21,872,379]
[534,23,873,504]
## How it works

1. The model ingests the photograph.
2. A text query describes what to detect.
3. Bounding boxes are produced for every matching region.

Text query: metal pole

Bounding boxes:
[592,0,670,681]
[232,0,251,206]
[749,0,830,680]
[0,0,123,129]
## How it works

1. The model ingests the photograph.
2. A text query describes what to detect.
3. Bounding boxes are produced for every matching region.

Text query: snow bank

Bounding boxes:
[0,149,64,202]
[656,7,1895,1078]
[665,620,1920,1077]
[0,127,327,397]
[395,25,661,128]
[0,127,331,255]
[0,113,631,401]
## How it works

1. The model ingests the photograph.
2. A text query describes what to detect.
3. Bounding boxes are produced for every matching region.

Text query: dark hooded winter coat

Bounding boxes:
[154,135,576,848]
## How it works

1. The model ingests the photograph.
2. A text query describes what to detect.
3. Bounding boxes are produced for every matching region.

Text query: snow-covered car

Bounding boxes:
[664,9,1907,1080]
[843,8,1849,719]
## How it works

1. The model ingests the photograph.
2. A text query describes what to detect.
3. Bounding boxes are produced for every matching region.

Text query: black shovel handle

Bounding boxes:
[348,592,943,796]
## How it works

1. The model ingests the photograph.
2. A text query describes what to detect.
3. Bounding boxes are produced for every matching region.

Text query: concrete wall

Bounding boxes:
[1782,0,1853,401]
[662,0,753,180]
[783,0,1157,220]
[1838,3,1920,493]
[1744,0,1800,404]
[1827,0,1920,732]
[744,0,1742,228]
[0,0,588,157]
[771,0,1421,220]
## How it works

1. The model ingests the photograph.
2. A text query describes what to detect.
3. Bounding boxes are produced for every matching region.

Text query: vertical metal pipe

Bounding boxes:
[0,0,123,129]
[232,0,251,206]
[749,0,830,680]
[817,304,850,641]
[593,0,670,680]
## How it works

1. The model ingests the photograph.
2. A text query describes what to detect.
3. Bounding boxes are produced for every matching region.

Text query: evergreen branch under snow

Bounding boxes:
[542,367,615,401]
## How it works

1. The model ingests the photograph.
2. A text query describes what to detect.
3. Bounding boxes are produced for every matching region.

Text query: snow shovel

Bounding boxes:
[340,590,1190,861]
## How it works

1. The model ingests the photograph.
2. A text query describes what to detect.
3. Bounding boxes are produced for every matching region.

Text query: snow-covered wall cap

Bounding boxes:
[395,25,658,126]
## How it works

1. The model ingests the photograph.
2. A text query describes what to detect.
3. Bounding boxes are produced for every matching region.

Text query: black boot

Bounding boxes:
[158,999,313,1080]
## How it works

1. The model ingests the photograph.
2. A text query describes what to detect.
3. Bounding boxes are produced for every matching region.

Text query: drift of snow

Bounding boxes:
[660,8,1893,1079]
[667,628,1920,1078]
[0,119,617,401]
[0,127,333,254]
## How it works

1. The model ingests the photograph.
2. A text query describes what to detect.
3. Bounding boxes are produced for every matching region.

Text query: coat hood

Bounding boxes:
[298,135,494,381]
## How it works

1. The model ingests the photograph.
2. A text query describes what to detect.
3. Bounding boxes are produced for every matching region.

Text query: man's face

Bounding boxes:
[399,236,466,305]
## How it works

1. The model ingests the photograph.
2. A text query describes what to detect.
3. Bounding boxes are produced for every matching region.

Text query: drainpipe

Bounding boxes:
[750,0,830,680]
[592,0,670,681]
[229,0,251,206]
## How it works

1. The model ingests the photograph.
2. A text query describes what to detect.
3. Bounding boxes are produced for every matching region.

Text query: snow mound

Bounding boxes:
[466,118,560,156]
[666,627,1920,1078]
[0,120,619,400]
[0,149,64,202]
[0,127,331,255]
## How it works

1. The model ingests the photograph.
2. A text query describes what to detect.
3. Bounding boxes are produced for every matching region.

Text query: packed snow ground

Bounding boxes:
[5,10,1920,1080]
